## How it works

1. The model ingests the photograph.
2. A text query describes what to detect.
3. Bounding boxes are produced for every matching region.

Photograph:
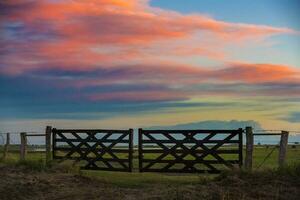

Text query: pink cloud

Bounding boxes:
[214,62,300,83]
[1,0,299,102]
[1,0,297,76]
[56,62,300,91]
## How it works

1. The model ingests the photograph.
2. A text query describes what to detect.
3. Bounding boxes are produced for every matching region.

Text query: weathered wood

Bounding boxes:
[142,129,241,134]
[141,149,240,153]
[2,133,10,160]
[26,134,45,137]
[238,128,243,167]
[253,133,281,136]
[45,126,52,164]
[52,129,133,172]
[245,126,253,171]
[128,129,133,172]
[139,129,243,173]
[52,128,56,160]
[138,128,143,172]
[55,138,130,143]
[53,129,130,133]
[20,132,27,161]
[278,131,289,167]
[141,139,240,144]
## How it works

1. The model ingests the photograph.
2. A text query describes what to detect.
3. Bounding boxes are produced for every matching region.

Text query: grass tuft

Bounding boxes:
[15,159,47,172]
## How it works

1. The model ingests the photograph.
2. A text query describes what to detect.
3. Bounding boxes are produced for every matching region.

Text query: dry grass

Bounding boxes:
[0,162,299,200]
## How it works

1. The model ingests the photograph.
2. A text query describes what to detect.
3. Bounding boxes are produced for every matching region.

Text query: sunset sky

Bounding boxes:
[0,0,300,132]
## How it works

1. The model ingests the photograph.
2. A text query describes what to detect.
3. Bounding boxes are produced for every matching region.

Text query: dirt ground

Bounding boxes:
[0,165,299,200]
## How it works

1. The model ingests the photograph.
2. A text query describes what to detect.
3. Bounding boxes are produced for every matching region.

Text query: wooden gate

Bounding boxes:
[138,129,243,173]
[52,129,133,172]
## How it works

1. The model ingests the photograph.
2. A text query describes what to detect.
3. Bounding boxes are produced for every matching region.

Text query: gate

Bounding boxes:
[138,129,243,173]
[52,129,133,172]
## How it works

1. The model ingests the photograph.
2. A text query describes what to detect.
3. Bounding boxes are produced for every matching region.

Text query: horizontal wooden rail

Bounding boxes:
[26,134,45,137]
[53,129,131,133]
[142,129,241,134]
[54,147,130,153]
[53,156,129,163]
[141,149,239,154]
[141,159,240,164]
[140,168,221,173]
[141,140,240,144]
[253,133,281,136]
[55,138,129,143]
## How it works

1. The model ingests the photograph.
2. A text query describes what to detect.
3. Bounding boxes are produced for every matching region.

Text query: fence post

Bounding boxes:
[138,128,143,172]
[278,131,289,167]
[2,133,10,160]
[245,126,253,171]
[20,132,27,161]
[128,129,133,172]
[45,126,52,164]
[238,128,243,167]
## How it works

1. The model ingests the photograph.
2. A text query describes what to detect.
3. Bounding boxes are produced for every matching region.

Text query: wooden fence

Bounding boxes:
[138,129,243,173]
[0,126,293,173]
[244,127,289,171]
[52,129,133,172]
[19,126,52,163]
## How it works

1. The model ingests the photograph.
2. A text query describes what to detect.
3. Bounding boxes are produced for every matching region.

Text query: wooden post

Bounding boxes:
[45,126,52,164]
[128,129,133,172]
[238,128,243,167]
[20,132,27,161]
[278,131,289,167]
[245,126,253,171]
[2,133,10,160]
[138,128,143,172]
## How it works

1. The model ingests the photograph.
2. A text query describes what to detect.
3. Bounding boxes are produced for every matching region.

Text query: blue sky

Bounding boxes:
[151,0,300,29]
[0,0,299,132]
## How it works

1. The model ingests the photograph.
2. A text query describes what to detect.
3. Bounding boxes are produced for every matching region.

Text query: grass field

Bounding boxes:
[0,146,300,200]
[1,145,299,187]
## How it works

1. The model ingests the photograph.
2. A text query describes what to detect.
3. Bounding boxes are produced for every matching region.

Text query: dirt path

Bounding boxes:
[0,165,299,200]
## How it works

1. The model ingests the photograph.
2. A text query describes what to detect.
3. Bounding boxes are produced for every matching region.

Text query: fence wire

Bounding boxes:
[256,145,278,169]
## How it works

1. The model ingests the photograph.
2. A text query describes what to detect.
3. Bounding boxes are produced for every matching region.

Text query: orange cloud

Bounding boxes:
[216,62,300,83]
[1,0,296,77]
[55,62,300,91]
[1,0,299,97]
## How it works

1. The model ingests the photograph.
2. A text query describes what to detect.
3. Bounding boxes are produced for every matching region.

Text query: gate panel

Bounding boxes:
[52,129,133,172]
[139,129,243,173]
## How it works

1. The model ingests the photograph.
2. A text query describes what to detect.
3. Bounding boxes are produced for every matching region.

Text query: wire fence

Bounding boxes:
[0,132,47,158]
[0,129,299,169]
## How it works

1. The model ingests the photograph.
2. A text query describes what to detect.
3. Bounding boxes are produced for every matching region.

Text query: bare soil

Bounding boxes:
[0,165,299,200]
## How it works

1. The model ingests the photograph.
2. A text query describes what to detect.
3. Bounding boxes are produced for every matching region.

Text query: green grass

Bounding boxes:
[252,146,300,168]
[1,145,299,187]
[83,170,204,187]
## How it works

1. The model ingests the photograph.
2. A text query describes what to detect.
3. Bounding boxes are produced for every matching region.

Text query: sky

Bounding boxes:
[0,0,300,133]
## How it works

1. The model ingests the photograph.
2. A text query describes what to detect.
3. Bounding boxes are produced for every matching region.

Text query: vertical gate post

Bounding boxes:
[128,129,133,172]
[138,128,143,172]
[52,128,57,160]
[245,126,253,171]
[2,133,10,160]
[45,126,52,164]
[238,128,243,167]
[20,132,27,161]
[278,131,289,168]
